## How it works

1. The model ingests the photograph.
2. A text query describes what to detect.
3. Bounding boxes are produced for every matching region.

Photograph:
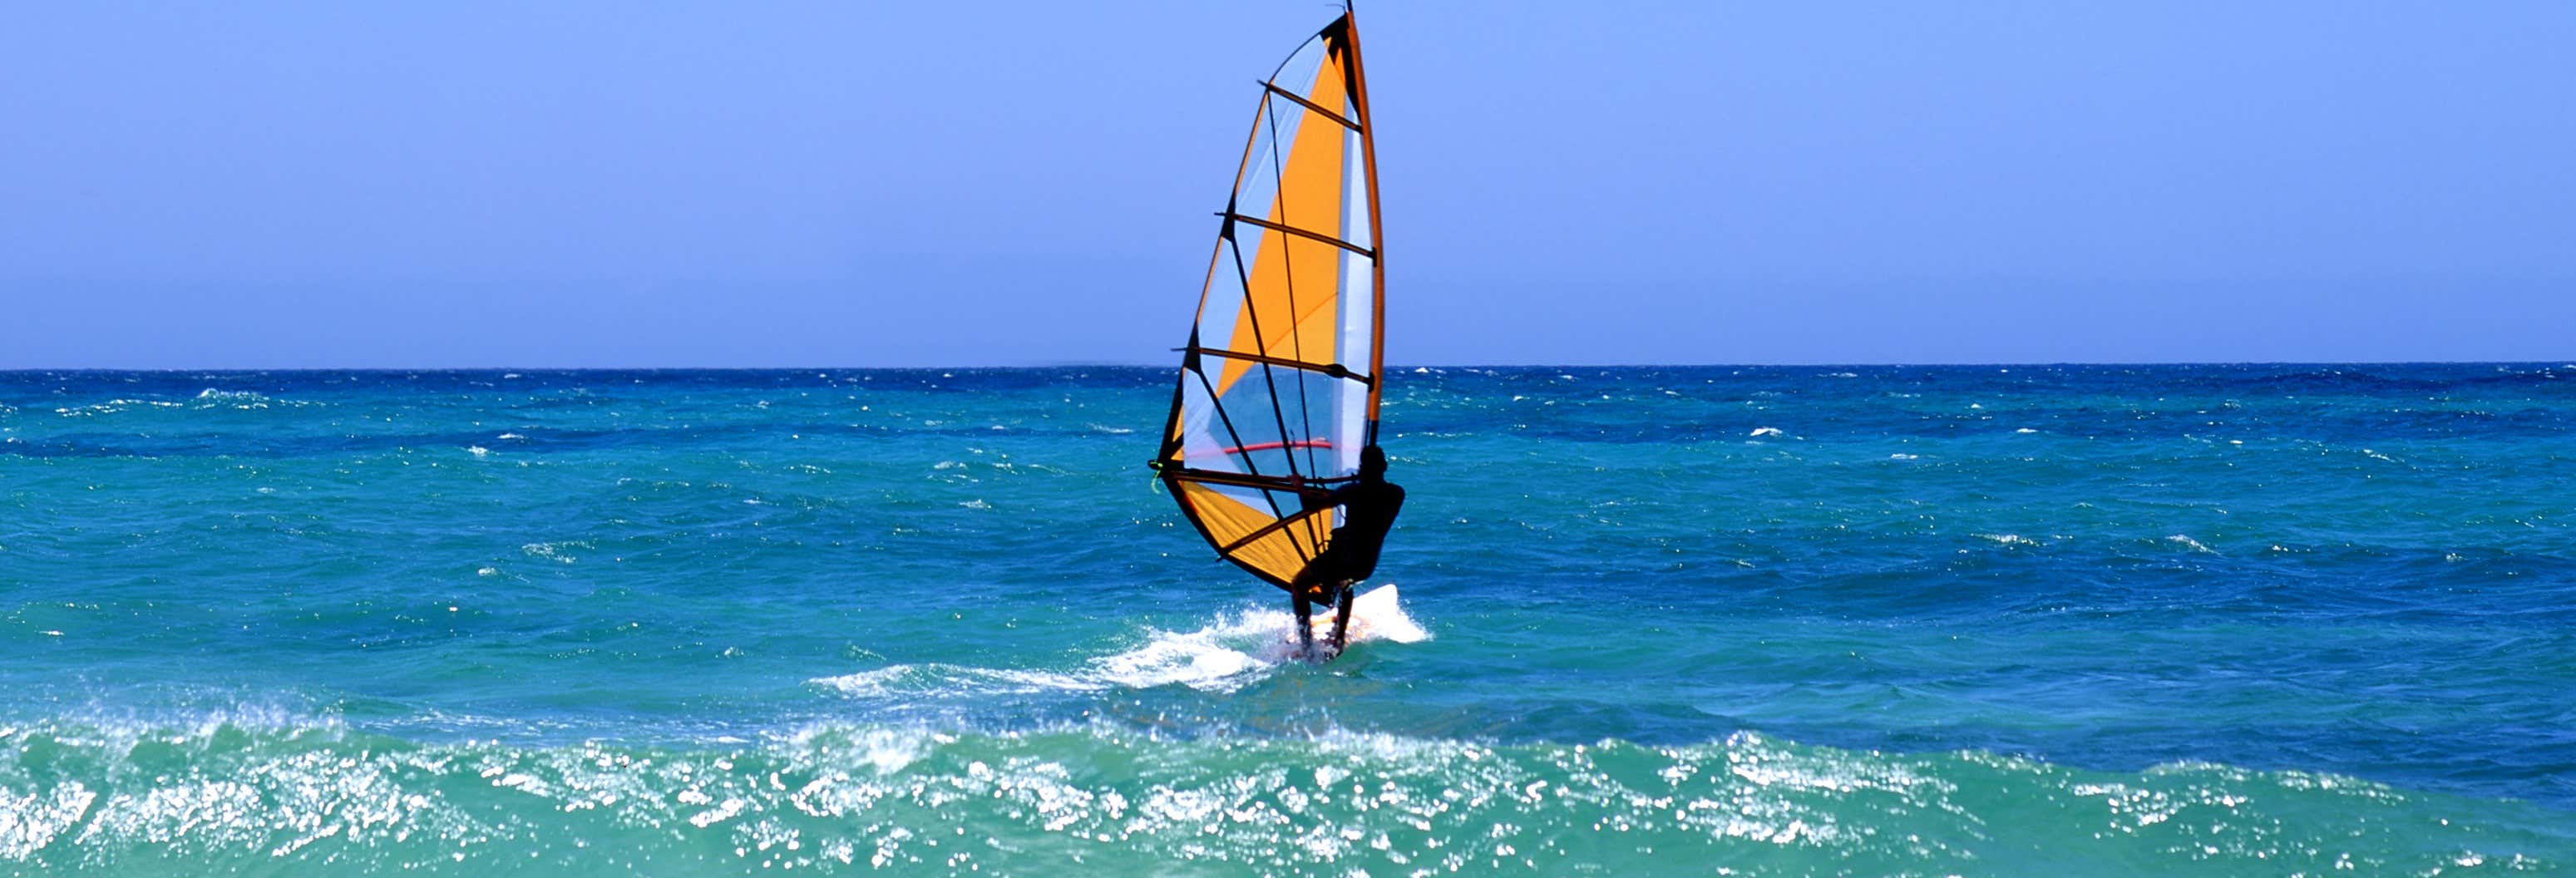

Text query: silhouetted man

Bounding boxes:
[1290,444,1404,658]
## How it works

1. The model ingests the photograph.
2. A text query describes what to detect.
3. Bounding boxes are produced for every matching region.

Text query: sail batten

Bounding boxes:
[1176,346,1371,384]
[1155,12,1384,589]
[1219,212,1373,256]
[1259,81,1363,132]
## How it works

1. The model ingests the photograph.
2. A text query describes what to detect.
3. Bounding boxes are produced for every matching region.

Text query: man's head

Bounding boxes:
[1358,444,1387,481]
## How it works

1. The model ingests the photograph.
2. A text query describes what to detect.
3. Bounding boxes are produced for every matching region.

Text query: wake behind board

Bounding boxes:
[1298,585,1427,650]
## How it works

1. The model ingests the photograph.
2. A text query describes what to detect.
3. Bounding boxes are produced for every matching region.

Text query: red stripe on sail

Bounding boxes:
[1216,439,1335,456]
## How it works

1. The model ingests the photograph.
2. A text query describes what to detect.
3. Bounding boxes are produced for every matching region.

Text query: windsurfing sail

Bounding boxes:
[1152,9,1386,589]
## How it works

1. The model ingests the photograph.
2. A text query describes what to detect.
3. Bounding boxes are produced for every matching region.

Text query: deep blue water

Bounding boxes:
[3,364,2573,875]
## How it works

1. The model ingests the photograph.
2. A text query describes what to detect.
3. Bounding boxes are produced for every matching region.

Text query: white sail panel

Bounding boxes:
[1334,106,1374,479]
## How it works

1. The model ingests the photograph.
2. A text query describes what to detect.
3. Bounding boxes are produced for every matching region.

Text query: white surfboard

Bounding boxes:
[1301,584,1428,649]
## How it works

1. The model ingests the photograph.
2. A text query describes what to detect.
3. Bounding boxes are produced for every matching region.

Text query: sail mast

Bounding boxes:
[1344,10,1389,442]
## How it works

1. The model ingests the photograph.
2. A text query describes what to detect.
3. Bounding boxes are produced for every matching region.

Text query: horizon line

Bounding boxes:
[3,359,2569,374]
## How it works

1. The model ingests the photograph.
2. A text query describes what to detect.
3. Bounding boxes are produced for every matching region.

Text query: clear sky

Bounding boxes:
[5,2,2572,367]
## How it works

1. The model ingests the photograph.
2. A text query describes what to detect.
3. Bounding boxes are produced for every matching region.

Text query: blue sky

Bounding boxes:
[4,2,2571,367]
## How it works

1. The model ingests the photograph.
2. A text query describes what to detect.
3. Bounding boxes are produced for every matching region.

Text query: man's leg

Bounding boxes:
[1291,589,1315,655]
[1330,582,1356,650]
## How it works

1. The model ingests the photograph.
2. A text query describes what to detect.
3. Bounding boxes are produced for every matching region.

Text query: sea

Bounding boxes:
[2,364,2572,876]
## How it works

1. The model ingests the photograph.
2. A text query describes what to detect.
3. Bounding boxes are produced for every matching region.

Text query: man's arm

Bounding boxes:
[1299,481,1360,515]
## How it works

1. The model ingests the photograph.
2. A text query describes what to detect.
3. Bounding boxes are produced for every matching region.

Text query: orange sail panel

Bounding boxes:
[1175,481,1326,584]
[1214,52,1348,397]
[1154,12,1384,590]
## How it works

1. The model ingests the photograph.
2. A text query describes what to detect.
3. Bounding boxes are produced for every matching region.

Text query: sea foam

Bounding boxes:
[3,718,2560,876]
[813,589,1426,699]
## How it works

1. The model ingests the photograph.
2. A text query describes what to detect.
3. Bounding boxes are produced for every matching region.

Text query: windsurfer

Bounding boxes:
[1290,444,1404,656]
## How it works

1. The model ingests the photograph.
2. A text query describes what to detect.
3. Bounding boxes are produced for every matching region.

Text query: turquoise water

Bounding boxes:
[3,365,2573,875]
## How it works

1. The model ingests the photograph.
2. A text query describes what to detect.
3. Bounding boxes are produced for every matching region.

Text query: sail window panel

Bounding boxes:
[1193,432,1301,483]
[1189,393,1300,481]
[1177,349,1367,485]
[1173,370,1234,471]
[1176,359,1305,482]
[1266,362,1352,481]
[1208,366,1337,481]
[1197,359,1359,485]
